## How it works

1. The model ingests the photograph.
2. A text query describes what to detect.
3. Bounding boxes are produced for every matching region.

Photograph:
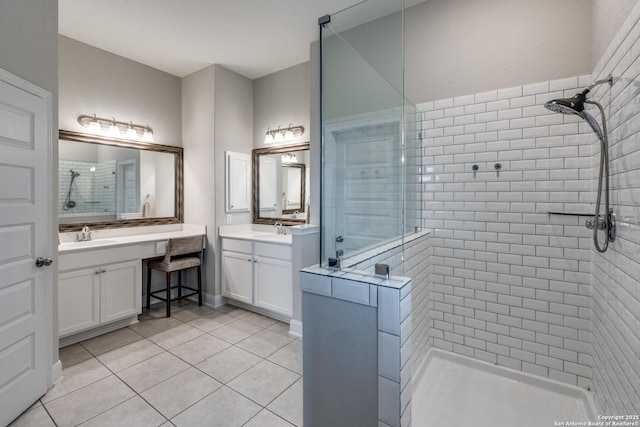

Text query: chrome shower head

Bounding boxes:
[545,90,604,139]
[544,91,587,115]
[544,75,614,141]
[70,169,80,178]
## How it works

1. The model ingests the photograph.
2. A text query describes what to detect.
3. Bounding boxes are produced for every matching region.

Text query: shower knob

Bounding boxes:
[472,164,479,171]
[494,163,502,170]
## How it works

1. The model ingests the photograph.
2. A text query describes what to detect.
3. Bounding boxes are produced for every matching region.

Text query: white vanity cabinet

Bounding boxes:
[221,239,254,304]
[221,238,292,318]
[58,246,142,338]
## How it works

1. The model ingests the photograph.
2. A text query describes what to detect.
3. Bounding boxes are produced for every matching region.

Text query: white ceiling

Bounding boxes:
[58,0,408,79]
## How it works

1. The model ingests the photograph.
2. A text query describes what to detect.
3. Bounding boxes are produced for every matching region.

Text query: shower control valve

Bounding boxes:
[585,218,607,230]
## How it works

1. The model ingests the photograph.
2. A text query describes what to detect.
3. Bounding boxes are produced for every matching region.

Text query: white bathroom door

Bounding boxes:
[0,69,53,426]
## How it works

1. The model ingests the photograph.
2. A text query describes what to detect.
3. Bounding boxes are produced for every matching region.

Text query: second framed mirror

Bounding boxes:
[253,142,309,225]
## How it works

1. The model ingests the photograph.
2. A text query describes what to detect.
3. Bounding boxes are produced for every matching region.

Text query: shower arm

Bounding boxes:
[583,75,614,94]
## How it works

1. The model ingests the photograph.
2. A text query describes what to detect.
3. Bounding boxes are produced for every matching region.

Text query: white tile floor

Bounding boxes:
[10,302,302,427]
[412,350,594,427]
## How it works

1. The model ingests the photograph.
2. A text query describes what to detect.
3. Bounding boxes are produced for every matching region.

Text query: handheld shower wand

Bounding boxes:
[544,75,615,253]
[63,169,80,210]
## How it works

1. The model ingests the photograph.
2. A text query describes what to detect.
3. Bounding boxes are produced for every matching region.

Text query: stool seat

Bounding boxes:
[147,256,201,272]
[146,235,204,317]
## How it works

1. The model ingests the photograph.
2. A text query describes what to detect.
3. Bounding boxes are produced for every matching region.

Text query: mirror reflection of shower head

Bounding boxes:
[70,169,80,178]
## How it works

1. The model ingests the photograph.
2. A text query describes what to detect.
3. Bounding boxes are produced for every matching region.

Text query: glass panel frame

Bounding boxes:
[320,0,418,270]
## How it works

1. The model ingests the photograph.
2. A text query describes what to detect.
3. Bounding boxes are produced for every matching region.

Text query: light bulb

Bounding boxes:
[142,125,154,142]
[108,118,119,136]
[264,127,274,144]
[274,132,284,143]
[284,123,294,141]
[126,122,138,139]
[88,114,101,133]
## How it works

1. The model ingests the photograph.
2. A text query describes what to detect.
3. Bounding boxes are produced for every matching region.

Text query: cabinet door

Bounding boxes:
[254,256,292,317]
[101,260,141,323]
[226,151,251,212]
[58,268,100,337]
[222,251,253,304]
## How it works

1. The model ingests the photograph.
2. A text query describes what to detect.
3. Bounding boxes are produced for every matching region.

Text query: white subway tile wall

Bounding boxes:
[418,73,597,391]
[344,232,432,382]
[587,2,640,416]
[59,159,116,218]
[417,2,640,414]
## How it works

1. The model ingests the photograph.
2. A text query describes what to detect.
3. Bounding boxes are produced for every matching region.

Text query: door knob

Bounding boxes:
[35,257,53,268]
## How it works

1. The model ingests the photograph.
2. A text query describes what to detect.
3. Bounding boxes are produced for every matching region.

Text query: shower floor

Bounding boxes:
[412,350,595,427]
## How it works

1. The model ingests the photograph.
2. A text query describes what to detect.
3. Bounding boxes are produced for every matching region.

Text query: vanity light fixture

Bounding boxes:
[264,123,304,144]
[77,114,154,142]
[282,152,298,163]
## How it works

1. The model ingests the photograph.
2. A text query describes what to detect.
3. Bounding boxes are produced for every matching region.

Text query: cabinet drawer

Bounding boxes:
[222,238,252,254]
[59,245,140,271]
[254,242,292,261]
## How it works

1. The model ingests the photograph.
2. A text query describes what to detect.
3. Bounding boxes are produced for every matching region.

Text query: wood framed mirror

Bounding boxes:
[253,142,309,225]
[58,130,183,232]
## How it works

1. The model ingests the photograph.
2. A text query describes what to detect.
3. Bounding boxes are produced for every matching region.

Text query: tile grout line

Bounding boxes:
[42,302,302,427]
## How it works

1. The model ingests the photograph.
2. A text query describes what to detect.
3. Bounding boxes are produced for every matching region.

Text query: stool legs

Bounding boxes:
[178,271,182,298]
[197,265,202,306]
[146,267,152,310]
[166,271,172,317]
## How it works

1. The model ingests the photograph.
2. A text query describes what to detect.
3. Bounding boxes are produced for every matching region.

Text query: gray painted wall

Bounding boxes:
[182,65,217,297]
[183,64,254,299]
[0,0,59,366]
[253,61,317,226]
[214,65,254,294]
[404,0,593,104]
[253,62,310,149]
[59,36,182,147]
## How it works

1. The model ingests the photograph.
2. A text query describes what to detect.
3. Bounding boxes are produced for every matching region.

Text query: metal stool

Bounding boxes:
[146,235,204,317]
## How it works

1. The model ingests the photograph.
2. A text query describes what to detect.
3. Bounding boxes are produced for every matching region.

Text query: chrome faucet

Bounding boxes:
[274,222,286,235]
[75,225,92,242]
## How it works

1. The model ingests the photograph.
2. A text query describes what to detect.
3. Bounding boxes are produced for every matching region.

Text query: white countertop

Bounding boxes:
[218,223,319,245]
[218,228,293,245]
[58,224,206,254]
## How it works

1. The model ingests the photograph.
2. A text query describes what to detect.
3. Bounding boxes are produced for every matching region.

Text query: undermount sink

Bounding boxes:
[60,239,118,248]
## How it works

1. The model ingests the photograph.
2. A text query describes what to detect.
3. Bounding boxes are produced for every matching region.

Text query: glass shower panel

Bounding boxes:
[321,0,416,268]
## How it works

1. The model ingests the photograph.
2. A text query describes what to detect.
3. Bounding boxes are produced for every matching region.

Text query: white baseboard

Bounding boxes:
[59,316,138,348]
[289,319,303,338]
[50,359,62,386]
